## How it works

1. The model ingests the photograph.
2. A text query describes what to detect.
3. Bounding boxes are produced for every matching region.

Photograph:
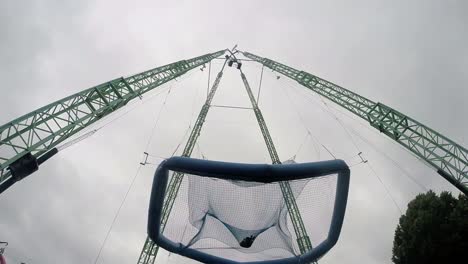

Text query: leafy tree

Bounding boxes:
[392,190,468,264]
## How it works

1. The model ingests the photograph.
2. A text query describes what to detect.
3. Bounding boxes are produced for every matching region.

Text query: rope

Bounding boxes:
[347,126,427,192]
[207,61,211,98]
[190,72,203,123]
[92,165,143,264]
[171,124,192,157]
[367,162,403,214]
[135,72,207,165]
[143,122,193,161]
[168,71,207,158]
[56,129,98,151]
[93,83,174,264]
[143,87,173,151]
[196,142,206,159]
[311,97,428,192]
[277,80,326,160]
[294,86,404,214]
[289,132,310,161]
[321,144,337,159]
[57,67,200,152]
[56,83,173,152]
[289,83,426,192]
[140,69,207,163]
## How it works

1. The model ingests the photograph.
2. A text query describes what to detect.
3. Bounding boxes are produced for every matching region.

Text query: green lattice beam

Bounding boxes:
[240,71,313,254]
[242,51,468,194]
[0,50,226,192]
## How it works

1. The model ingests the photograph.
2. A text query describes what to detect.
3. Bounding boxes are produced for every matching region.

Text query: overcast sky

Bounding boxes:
[1,0,467,263]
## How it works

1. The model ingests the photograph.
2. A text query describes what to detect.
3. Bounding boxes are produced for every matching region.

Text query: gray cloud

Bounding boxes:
[1,0,467,263]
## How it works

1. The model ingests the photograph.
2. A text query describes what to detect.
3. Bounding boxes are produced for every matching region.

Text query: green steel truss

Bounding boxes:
[242,51,468,195]
[137,65,226,264]
[240,71,313,254]
[0,50,226,190]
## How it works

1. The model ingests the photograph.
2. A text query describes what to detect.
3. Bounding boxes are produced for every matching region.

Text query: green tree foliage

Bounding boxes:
[392,191,468,264]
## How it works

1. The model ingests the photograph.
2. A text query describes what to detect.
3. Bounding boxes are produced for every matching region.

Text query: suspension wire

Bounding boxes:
[56,84,173,151]
[347,126,427,192]
[278,77,346,160]
[276,75,402,213]
[93,165,143,264]
[348,161,365,168]
[196,142,206,159]
[169,91,207,158]
[284,87,365,166]
[317,96,368,168]
[367,161,403,214]
[167,75,204,158]
[143,87,173,151]
[138,88,175,165]
[340,152,362,161]
[291,84,427,192]
[98,84,173,131]
[169,65,213,159]
[256,65,264,105]
[93,83,175,264]
[321,144,337,159]
[140,154,166,166]
[190,72,203,123]
[317,95,362,152]
[147,153,168,160]
[289,133,311,160]
[139,68,204,162]
[56,129,98,151]
[171,124,192,157]
[311,95,430,192]
[141,77,209,163]
[142,69,205,162]
[207,61,211,99]
[210,105,252,110]
[56,67,199,152]
[195,142,202,159]
[294,86,404,214]
[169,69,211,158]
[277,79,327,160]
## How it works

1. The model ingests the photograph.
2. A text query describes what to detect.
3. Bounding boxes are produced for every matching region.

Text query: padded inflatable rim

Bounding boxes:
[147,157,350,264]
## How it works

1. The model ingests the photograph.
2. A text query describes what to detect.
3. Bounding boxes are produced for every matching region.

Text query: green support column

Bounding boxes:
[137,62,227,264]
[240,71,314,257]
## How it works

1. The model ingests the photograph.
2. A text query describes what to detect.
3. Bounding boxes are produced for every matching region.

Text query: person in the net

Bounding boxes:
[240,235,256,248]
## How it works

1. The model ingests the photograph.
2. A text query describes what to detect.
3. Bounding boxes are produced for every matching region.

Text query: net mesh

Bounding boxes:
[160,169,338,262]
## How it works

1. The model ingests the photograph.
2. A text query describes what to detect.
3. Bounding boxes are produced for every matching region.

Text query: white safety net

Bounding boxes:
[158,169,338,262]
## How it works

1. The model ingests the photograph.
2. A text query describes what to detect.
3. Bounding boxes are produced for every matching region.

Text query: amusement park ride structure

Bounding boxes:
[0,48,466,264]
